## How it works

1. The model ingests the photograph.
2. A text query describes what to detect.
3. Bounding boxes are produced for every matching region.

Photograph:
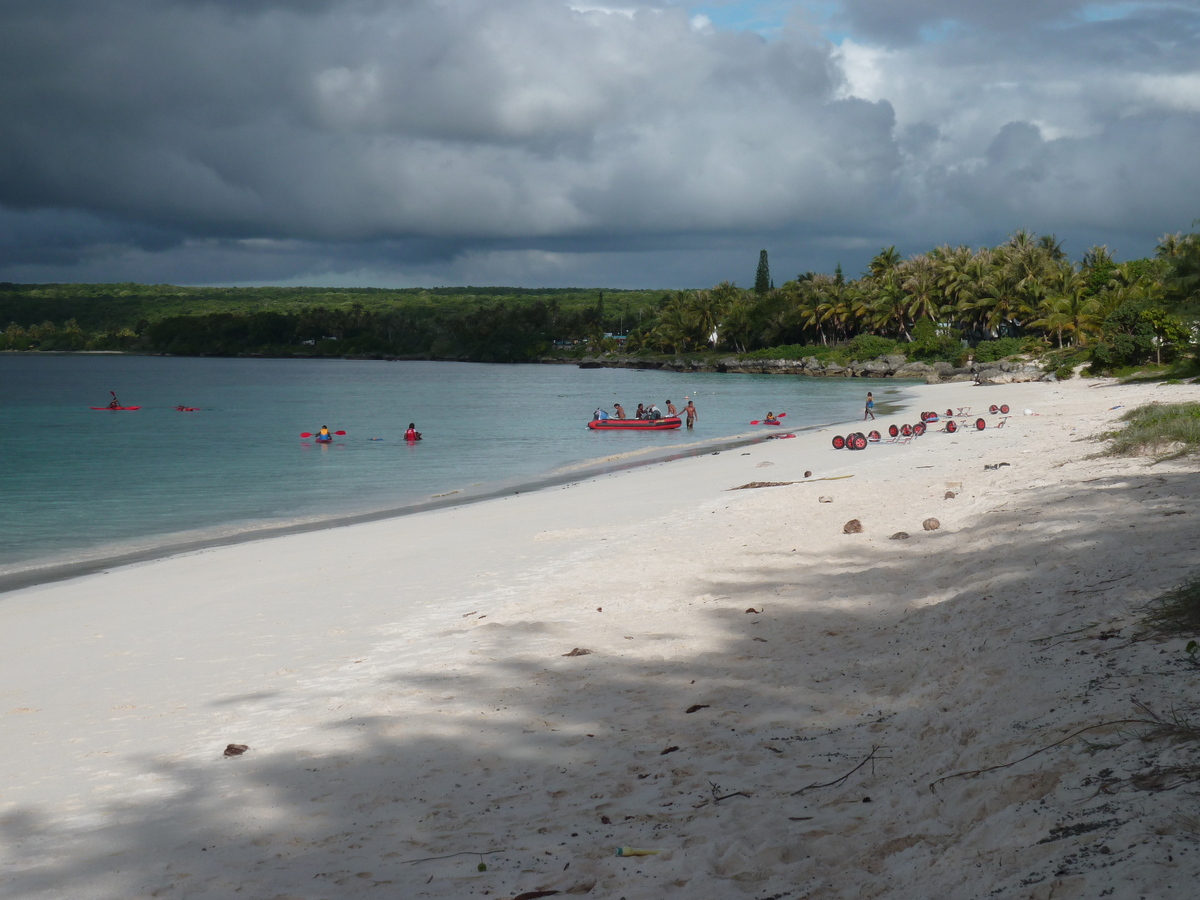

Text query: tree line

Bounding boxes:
[2,225,1197,370]
[622,228,1199,371]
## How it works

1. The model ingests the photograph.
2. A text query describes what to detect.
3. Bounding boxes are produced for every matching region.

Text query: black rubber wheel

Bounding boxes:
[989,404,999,414]
[946,420,958,433]
[868,430,880,441]
[832,435,846,449]
[1000,404,1010,414]
[976,418,986,430]
[945,408,954,417]
[914,422,927,436]
[854,435,868,450]
[901,424,913,436]
[888,424,899,437]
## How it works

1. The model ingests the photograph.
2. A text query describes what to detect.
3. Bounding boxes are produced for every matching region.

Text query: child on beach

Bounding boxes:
[864,392,875,420]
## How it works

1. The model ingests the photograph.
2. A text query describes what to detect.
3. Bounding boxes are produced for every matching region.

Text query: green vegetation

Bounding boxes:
[1104,402,1200,460]
[2,222,1197,365]
[973,337,1024,363]
[1142,572,1200,639]
[754,250,772,296]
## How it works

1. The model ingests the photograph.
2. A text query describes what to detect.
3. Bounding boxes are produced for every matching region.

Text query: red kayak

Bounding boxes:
[90,406,142,410]
[588,417,681,430]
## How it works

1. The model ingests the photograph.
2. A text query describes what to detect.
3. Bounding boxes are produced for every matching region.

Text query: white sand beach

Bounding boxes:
[3,376,1199,899]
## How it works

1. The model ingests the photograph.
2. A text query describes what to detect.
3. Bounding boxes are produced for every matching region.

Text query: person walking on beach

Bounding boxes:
[864,391,875,420]
[613,403,626,419]
[683,398,698,429]
[666,399,678,417]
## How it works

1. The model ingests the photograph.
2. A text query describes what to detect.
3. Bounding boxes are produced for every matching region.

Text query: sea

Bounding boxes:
[0,353,909,583]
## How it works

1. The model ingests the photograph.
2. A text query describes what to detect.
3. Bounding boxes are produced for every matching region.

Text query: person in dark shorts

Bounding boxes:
[864,391,875,420]
[683,398,698,428]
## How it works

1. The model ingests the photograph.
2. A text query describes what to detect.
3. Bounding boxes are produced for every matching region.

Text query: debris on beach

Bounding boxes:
[945,491,957,499]
[844,519,863,534]
[923,517,941,531]
[685,704,710,714]
[819,495,832,503]
[222,744,249,757]
[890,531,910,540]
[562,647,593,657]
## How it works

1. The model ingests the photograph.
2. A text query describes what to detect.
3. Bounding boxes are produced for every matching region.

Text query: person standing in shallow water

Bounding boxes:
[683,398,698,429]
[666,399,678,417]
[864,391,875,420]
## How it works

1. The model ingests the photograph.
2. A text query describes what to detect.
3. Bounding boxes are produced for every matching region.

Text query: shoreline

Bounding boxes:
[0,424,819,595]
[3,375,1198,899]
[5,347,1048,384]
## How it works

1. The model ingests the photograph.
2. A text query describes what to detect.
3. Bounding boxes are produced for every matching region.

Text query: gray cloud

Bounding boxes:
[0,1,1198,286]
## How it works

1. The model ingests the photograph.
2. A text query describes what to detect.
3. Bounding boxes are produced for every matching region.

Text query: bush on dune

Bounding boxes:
[1104,402,1200,460]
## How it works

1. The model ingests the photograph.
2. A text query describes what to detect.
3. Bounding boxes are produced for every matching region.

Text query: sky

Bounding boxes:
[0,0,1197,289]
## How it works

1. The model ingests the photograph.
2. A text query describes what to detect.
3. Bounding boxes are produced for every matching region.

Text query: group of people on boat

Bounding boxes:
[593,397,698,428]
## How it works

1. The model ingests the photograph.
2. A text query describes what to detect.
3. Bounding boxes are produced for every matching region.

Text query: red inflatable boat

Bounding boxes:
[588,416,682,431]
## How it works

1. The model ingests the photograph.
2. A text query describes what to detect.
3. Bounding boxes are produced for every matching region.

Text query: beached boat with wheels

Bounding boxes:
[587,416,682,431]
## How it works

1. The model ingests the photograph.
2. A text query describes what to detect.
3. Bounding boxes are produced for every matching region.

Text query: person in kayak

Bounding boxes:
[613,403,627,419]
[764,412,778,424]
[315,425,333,443]
[404,423,422,441]
[107,392,122,409]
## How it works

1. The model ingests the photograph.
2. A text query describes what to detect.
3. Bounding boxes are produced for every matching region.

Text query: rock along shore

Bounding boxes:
[552,352,1057,384]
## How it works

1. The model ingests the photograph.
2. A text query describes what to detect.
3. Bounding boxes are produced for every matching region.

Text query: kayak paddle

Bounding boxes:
[300,430,347,437]
[749,413,787,425]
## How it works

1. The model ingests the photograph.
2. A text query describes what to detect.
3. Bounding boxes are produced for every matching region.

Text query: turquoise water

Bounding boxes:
[1,354,896,573]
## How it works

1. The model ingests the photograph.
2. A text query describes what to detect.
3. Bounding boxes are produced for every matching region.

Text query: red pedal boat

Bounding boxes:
[588,416,682,431]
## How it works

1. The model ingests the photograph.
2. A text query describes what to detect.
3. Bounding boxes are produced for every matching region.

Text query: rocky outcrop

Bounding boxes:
[551,352,1056,381]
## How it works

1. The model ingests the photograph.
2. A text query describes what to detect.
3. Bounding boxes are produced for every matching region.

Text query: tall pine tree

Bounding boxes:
[754,250,771,295]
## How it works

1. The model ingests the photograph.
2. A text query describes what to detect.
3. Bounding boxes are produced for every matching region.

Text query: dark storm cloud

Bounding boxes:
[835,0,1122,43]
[0,0,1197,285]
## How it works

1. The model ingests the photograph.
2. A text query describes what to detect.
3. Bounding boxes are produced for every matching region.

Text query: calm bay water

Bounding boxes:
[1,354,900,574]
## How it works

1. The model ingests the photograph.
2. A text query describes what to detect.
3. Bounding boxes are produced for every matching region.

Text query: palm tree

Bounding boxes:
[1030,264,1098,347]
[899,253,942,330]
[867,246,902,280]
[867,269,910,339]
